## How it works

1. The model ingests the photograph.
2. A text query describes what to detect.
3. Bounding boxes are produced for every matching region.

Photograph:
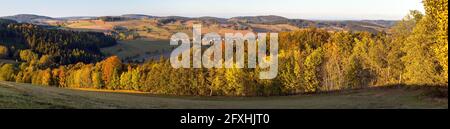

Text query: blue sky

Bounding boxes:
[0,0,425,20]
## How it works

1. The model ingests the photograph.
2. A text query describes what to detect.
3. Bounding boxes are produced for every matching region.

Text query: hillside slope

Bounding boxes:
[0,81,446,109]
[1,14,55,24]
[2,14,396,39]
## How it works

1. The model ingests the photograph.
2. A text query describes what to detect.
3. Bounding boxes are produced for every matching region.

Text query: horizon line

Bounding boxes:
[0,13,404,21]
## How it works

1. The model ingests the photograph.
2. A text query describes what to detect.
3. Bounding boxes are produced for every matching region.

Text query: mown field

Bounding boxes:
[0,81,447,109]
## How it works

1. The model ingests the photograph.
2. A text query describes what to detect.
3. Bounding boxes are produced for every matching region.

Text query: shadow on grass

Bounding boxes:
[310,84,448,99]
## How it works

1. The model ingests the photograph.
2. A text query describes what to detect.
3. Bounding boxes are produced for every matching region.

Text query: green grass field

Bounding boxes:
[0,81,447,109]
[101,39,172,62]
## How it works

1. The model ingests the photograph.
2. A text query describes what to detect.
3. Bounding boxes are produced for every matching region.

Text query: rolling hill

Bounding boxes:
[229,15,291,24]
[2,14,397,36]
[1,14,55,24]
[0,81,447,109]
[1,14,397,62]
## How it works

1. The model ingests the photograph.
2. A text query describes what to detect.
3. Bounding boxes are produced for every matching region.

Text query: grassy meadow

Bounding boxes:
[0,81,447,109]
[101,39,173,62]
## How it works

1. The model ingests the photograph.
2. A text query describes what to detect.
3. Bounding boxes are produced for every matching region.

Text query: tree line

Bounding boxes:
[0,21,117,65]
[0,0,447,96]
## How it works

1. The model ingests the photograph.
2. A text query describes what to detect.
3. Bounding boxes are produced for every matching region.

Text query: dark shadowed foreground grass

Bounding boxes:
[0,81,447,109]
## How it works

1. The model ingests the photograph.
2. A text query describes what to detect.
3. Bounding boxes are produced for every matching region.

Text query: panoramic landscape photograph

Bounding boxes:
[0,0,447,110]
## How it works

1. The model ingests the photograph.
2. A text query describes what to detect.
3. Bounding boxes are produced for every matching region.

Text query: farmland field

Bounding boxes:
[0,81,447,109]
[101,39,173,62]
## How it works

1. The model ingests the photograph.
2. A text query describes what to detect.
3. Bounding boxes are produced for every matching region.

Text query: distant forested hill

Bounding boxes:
[0,21,117,65]
[0,14,55,25]
[2,14,397,35]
